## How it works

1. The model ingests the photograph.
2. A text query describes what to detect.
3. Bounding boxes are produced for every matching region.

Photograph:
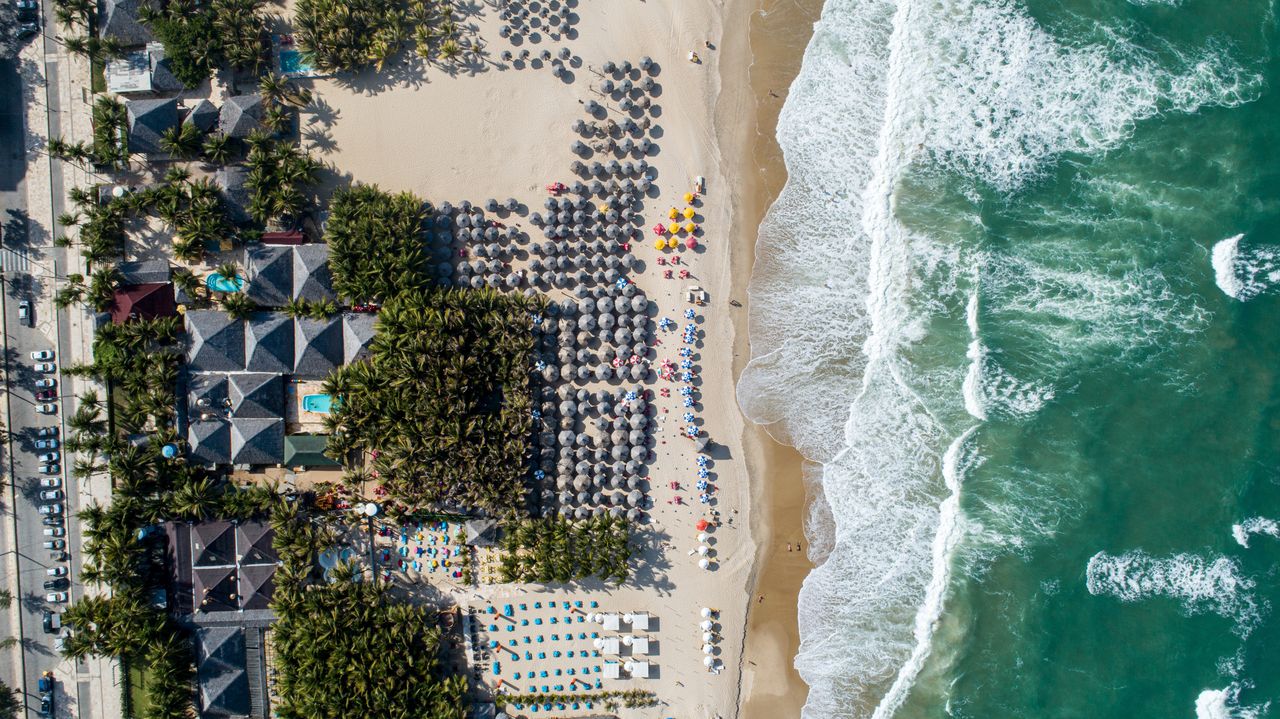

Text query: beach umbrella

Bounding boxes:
[641,77,655,92]
[610,506,625,518]
[640,55,653,71]
[591,162,605,176]
[486,198,499,211]
[544,197,558,210]
[603,60,617,74]
[573,118,587,133]
[703,656,715,668]
[577,365,592,381]
[630,446,647,461]
[601,79,615,93]
[572,140,588,155]
[703,631,715,643]
[628,428,645,446]
[702,644,714,655]
[700,619,714,631]
[560,47,572,59]
[468,276,484,288]
[699,558,711,570]
[611,445,627,460]
[697,545,709,556]
[595,365,613,381]
[586,100,602,114]
[438,201,454,215]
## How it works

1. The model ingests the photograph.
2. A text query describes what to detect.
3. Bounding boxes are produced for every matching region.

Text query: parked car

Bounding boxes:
[37,426,58,438]
[36,403,56,414]
[43,539,64,550]
[49,550,68,562]
[35,390,56,401]
[41,610,60,634]
[37,670,53,694]
[17,21,40,40]
[38,489,62,501]
[43,579,68,591]
[35,438,58,450]
[30,350,54,361]
[43,527,64,537]
[39,477,60,488]
[38,451,59,463]
[38,505,63,517]
[45,592,67,603]
[35,363,56,373]
[46,567,66,577]
[41,516,62,527]
[17,299,31,324]
[38,464,59,475]
[35,378,55,389]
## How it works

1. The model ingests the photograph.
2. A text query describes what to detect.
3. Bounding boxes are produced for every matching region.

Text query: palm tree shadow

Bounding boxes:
[302,95,340,129]
[302,126,337,156]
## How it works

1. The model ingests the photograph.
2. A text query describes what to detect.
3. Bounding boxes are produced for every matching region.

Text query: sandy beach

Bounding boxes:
[256,0,823,713]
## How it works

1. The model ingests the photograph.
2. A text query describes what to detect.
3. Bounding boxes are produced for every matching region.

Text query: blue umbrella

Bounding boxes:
[682,412,695,422]
[684,308,696,319]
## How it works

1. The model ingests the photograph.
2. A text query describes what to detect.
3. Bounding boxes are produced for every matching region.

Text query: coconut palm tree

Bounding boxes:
[201,133,232,165]
[220,292,256,320]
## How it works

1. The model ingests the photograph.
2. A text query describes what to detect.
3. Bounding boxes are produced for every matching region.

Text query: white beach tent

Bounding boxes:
[631,612,650,631]
[603,661,622,680]
[603,613,621,631]
[601,637,621,654]
[632,637,651,655]
[631,660,651,678]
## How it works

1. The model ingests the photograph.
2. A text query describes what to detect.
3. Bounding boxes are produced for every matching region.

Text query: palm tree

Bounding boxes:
[221,293,256,320]
[214,262,240,282]
[202,133,232,165]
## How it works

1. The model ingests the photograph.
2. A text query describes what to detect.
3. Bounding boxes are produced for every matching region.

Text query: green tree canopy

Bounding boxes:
[324,183,433,304]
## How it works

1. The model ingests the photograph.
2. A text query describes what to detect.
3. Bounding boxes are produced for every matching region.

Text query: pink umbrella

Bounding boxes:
[685,237,698,249]
[652,223,666,235]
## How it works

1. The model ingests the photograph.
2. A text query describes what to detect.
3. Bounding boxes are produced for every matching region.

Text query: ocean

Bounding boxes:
[737,0,1280,717]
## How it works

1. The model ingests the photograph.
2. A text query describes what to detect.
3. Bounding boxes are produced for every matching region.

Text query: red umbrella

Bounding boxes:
[685,237,698,249]
[652,223,666,235]
[696,519,710,531]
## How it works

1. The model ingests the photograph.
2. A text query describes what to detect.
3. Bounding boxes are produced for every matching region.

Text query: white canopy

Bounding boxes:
[631,612,650,631]
[699,619,714,631]
[700,607,712,618]
[603,613,621,631]
[703,655,714,667]
[702,643,714,655]
[630,660,651,678]
[698,558,710,569]
[696,545,709,556]
[702,631,714,642]
[632,637,650,655]
[601,637,620,654]
[602,661,622,680]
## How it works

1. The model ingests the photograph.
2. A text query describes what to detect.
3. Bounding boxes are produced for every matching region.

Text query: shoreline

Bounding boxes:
[717,0,826,715]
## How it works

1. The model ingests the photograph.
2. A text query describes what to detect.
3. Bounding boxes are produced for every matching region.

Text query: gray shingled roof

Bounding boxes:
[229,373,283,419]
[126,97,178,156]
[150,55,184,93]
[197,626,250,716]
[230,418,283,465]
[186,311,245,372]
[118,259,170,285]
[219,93,263,138]
[191,521,236,567]
[99,0,152,47]
[244,312,294,373]
[245,245,294,307]
[293,317,343,379]
[235,522,278,566]
[293,244,335,302]
[342,313,376,364]
[184,99,219,133]
[216,166,251,225]
[188,374,229,418]
[188,420,230,465]
[238,563,275,611]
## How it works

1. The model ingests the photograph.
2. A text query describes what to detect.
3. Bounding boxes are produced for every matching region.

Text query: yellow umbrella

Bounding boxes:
[683,192,694,204]
[654,238,667,250]
[682,207,695,219]
[598,204,610,214]
[668,222,680,234]
[684,222,696,234]
[667,237,679,249]
[667,207,679,219]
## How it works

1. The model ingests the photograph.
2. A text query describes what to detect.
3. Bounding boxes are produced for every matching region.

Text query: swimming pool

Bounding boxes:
[302,393,335,413]
[279,49,312,76]
[205,273,244,293]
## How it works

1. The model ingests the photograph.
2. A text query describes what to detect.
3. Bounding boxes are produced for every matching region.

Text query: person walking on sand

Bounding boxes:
[786,543,792,552]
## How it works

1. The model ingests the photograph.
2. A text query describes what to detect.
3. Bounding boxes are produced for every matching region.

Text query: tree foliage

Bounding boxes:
[323,290,538,513]
[142,0,268,87]
[498,514,632,585]
[325,184,433,304]
[244,135,320,225]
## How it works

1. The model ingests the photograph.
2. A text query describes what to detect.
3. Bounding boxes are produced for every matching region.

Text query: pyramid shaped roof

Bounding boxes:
[186,311,245,372]
[192,520,236,567]
[293,316,343,378]
[188,420,231,465]
[110,283,176,324]
[342,313,377,364]
[235,521,278,566]
[184,99,219,133]
[126,97,179,156]
[244,312,294,373]
[293,244,335,302]
[99,0,152,47]
[238,563,276,611]
[228,373,283,419]
[219,93,262,138]
[192,566,238,614]
[188,374,229,418]
[197,626,249,717]
[230,418,283,465]
[245,245,294,307]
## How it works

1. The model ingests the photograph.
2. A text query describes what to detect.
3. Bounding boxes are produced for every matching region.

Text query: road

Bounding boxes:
[1,3,85,716]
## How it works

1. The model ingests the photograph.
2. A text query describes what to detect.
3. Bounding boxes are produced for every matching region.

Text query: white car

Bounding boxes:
[46,567,66,577]
[38,452,59,463]
[36,403,56,414]
[35,363,56,373]
[30,350,54,361]
[38,490,62,501]
[38,464,59,475]
[35,439,58,450]
[39,477,60,488]
[42,539,64,550]
[43,527,64,537]
[37,427,57,438]
[34,378,56,389]
[45,592,67,604]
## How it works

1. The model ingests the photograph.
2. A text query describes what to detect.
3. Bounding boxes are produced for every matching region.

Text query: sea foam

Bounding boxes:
[738,0,1264,714]
[1212,234,1280,302]
[1085,551,1262,636]
[1195,684,1268,719]
[1231,517,1280,548]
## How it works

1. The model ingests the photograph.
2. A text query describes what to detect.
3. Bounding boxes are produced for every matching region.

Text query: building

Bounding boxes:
[220,94,263,138]
[105,43,184,95]
[109,283,177,324]
[216,166,252,225]
[185,99,220,133]
[98,0,152,48]
[196,626,252,718]
[125,97,179,156]
[282,435,340,468]
[244,244,336,307]
[165,520,280,617]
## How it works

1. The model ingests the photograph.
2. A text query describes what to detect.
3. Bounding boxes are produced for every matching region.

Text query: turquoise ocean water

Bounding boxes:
[738,0,1280,717]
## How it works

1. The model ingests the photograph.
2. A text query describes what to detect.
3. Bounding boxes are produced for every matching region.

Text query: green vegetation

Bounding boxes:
[294,0,466,73]
[220,292,257,320]
[67,317,182,434]
[498,515,632,585]
[501,689,657,712]
[49,97,128,169]
[0,680,19,719]
[322,291,538,513]
[244,134,321,225]
[270,504,467,719]
[140,0,268,87]
[283,297,338,319]
[325,184,433,304]
[159,123,204,159]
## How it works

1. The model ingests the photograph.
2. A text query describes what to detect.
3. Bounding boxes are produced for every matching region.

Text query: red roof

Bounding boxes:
[261,230,305,245]
[110,283,176,324]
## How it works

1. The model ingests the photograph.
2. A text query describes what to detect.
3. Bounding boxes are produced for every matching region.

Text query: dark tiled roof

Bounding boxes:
[186,311,245,372]
[229,418,283,465]
[228,373,283,419]
[216,166,251,225]
[193,565,238,615]
[244,313,294,373]
[245,246,293,307]
[184,99,219,133]
[99,0,152,47]
[188,420,231,465]
[235,522,278,566]
[283,434,339,467]
[292,244,335,302]
[188,374,229,421]
[118,259,171,285]
[192,521,236,567]
[126,97,179,156]
[150,55,185,93]
[341,313,376,364]
[197,626,250,716]
[293,316,342,379]
[219,94,262,138]
[238,563,275,611]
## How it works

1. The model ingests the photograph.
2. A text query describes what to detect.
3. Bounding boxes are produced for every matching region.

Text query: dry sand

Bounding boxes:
[270,0,820,713]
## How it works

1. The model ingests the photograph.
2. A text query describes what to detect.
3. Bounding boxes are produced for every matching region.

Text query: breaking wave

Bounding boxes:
[1232,517,1280,548]
[1212,234,1280,302]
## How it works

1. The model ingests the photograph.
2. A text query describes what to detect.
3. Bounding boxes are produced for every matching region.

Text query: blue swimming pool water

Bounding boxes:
[205,273,244,293]
[302,393,334,413]
[279,49,306,75]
